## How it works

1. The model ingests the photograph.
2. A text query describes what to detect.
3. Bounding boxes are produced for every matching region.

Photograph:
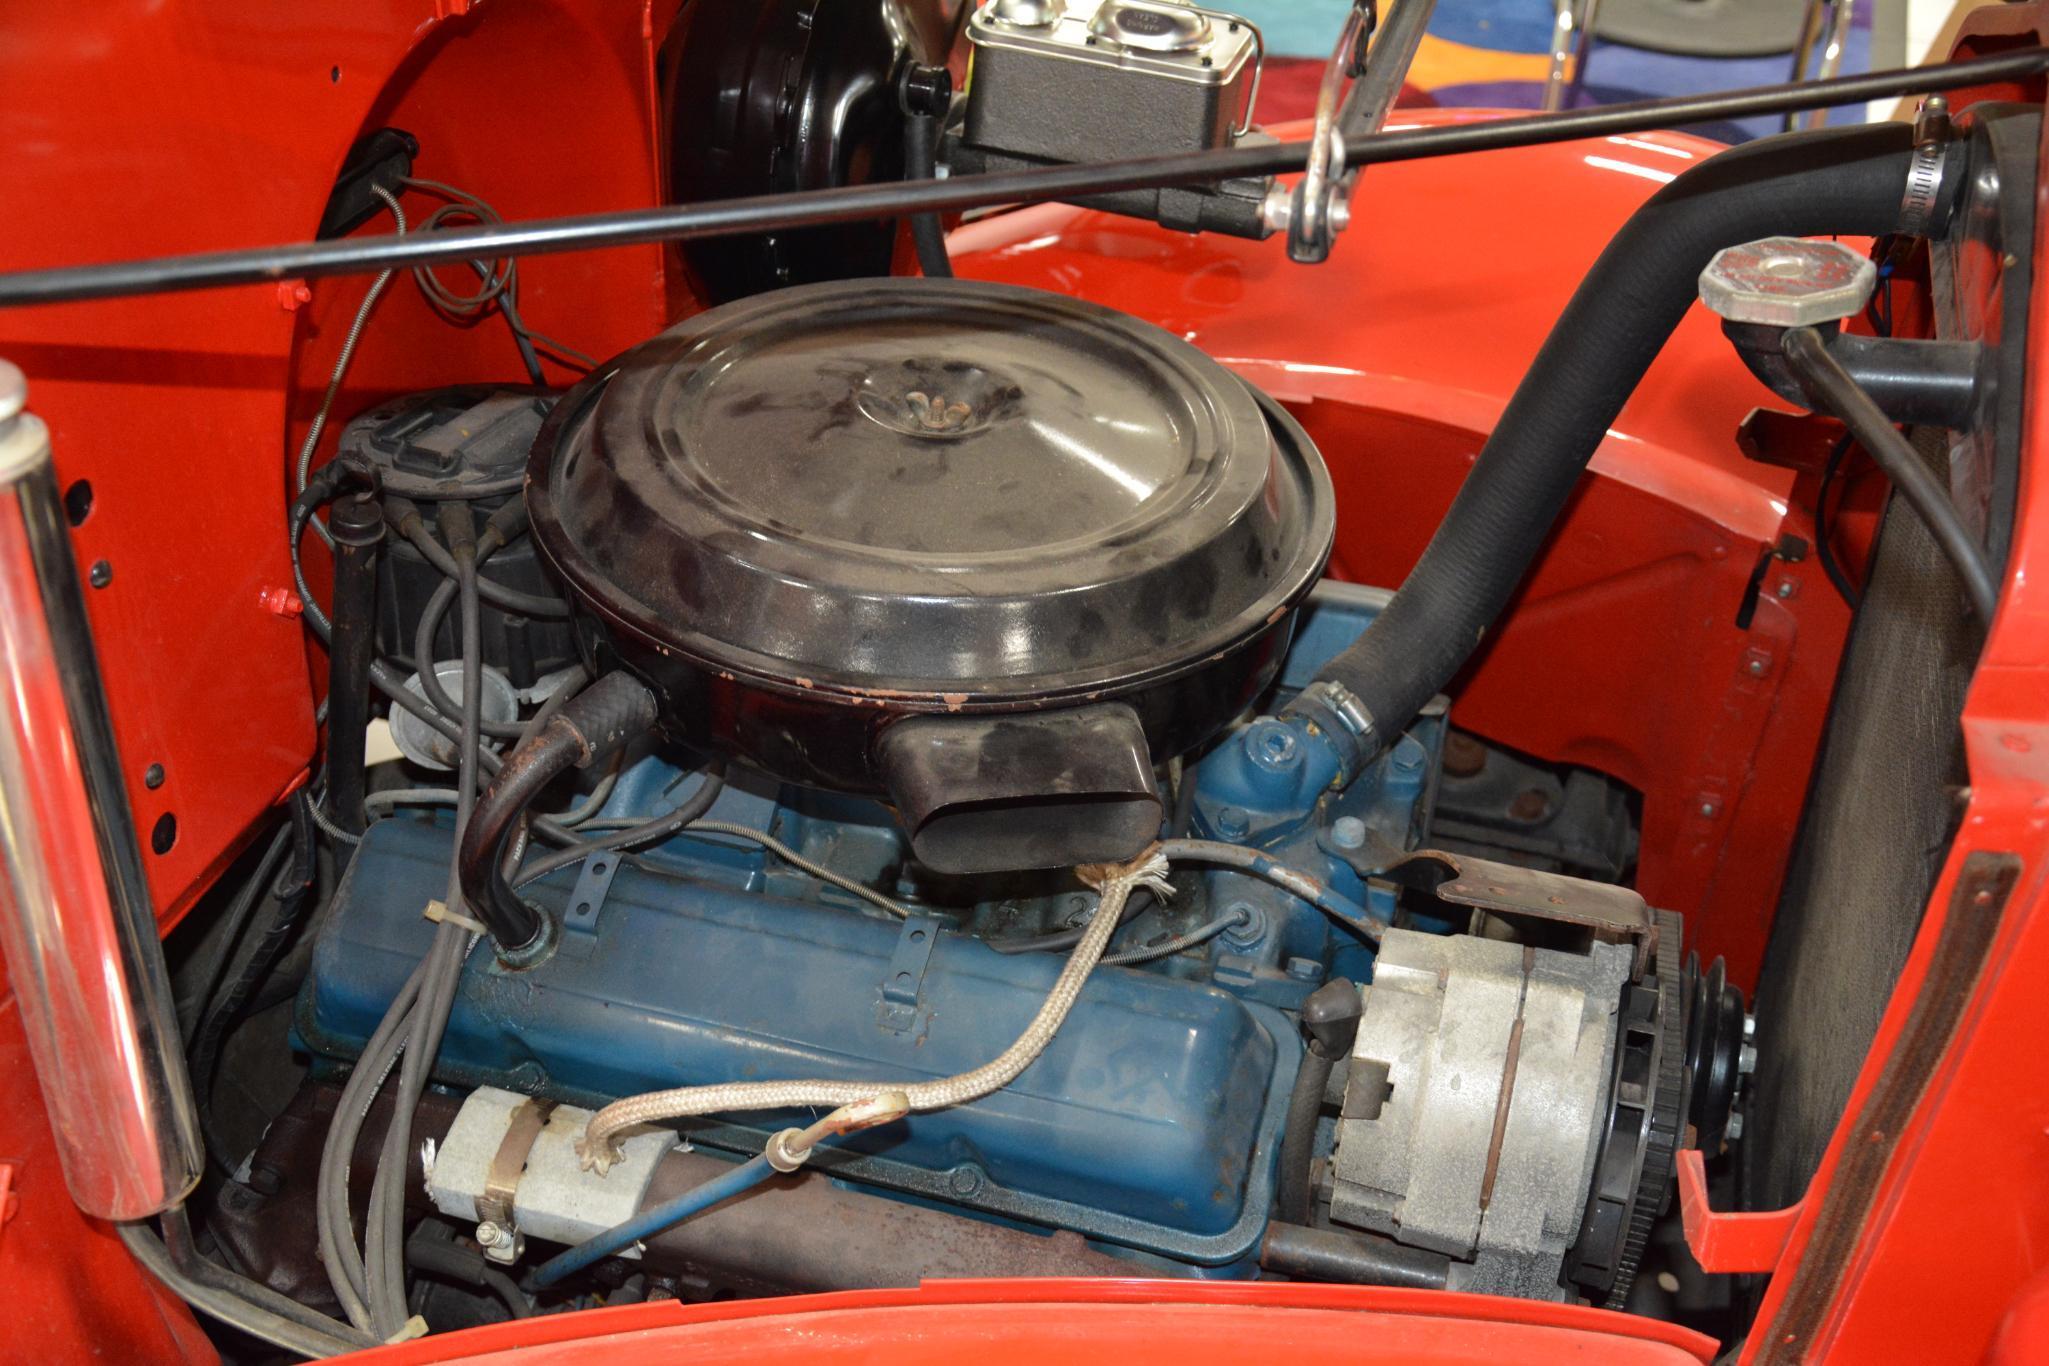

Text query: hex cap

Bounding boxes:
[1698,237,1876,328]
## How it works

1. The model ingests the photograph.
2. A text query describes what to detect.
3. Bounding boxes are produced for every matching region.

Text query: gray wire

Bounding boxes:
[510,766,727,888]
[122,1221,371,1359]
[181,822,294,1034]
[296,188,406,550]
[362,763,617,828]
[316,955,426,1331]
[366,548,483,1335]
[399,177,598,372]
[1101,906,1253,966]
[306,794,361,846]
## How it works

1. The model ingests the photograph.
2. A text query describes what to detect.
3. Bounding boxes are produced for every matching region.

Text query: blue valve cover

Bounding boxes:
[299,818,1299,1265]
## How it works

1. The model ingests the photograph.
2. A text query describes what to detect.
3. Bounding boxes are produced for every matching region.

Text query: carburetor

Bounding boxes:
[952,0,1274,237]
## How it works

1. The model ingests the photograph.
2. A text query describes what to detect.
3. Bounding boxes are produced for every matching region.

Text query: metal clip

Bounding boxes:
[1266,0,1436,263]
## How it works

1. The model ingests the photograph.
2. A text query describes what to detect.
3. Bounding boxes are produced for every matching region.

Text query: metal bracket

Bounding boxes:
[1677,1149,1801,1273]
[1380,848,1658,976]
[877,913,944,1034]
[561,849,623,939]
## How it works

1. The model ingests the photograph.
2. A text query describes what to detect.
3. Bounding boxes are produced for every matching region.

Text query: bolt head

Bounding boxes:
[1738,1041,1758,1075]
[1725,1110,1745,1142]
[1244,720,1302,773]
[1331,815,1367,850]
[1699,236,1876,327]
[475,1221,503,1248]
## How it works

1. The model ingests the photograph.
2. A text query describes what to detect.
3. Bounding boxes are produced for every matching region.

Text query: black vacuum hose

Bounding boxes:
[456,670,658,960]
[1299,122,1951,756]
[1277,978,1362,1226]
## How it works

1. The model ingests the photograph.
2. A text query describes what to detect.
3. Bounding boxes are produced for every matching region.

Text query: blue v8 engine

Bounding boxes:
[281,279,1729,1312]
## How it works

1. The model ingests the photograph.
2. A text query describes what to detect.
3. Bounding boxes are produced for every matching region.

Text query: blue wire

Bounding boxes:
[530,1152,776,1288]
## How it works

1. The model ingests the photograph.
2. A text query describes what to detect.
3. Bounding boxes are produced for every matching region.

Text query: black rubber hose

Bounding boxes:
[1301,122,1943,755]
[457,670,658,958]
[1276,1046,1336,1226]
[1782,324,1998,621]
[906,113,953,279]
[325,493,385,835]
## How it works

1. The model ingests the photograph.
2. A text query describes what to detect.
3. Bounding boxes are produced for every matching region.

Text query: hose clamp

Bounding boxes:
[1302,679,1374,744]
[1898,138,1948,239]
[478,1096,555,1228]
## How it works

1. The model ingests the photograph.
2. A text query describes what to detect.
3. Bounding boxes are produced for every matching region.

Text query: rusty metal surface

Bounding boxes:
[1380,849,1659,974]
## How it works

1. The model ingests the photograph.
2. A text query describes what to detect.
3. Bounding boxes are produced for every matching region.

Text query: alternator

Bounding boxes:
[1326,904,1684,1305]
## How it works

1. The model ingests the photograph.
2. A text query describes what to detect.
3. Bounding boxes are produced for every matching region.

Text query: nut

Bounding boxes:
[1698,236,1876,327]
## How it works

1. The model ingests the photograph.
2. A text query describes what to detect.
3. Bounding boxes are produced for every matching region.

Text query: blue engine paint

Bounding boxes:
[302,817,1300,1265]
[299,580,1437,1271]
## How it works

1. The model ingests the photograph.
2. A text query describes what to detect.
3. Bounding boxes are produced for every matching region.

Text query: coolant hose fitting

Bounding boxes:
[1297,121,1960,768]
[456,671,658,964]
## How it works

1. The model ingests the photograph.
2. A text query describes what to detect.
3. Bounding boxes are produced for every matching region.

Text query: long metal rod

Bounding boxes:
[1346,0,1438,138]
[0,47,2041,309]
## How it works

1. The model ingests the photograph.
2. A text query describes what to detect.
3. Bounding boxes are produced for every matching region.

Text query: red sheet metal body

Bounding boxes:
[0,2,2043,1361]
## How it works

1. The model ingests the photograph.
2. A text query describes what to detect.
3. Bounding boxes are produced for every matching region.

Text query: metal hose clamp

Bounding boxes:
[1898,139,1947,238]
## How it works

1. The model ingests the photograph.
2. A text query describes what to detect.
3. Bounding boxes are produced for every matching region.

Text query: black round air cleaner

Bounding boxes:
[528,278,1334,873]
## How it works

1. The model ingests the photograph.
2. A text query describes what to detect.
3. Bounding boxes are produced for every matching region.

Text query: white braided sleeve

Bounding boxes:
[577,850,1172,1172]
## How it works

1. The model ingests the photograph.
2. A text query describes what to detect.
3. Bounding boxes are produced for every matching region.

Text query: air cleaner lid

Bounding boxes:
[527,278,1332,701]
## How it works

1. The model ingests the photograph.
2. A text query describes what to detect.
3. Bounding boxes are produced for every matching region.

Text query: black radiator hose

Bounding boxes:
[1296,122,1951,758]
[456,670,659,962]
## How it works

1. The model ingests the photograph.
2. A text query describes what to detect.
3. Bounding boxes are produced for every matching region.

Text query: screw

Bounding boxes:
[1775,579,1797,599]
[475,1221,504,1248]
[1698,798,1720,819]
[1332,815,1366,850]
[949,1167,983,1196]
[88,559,112,589]
[1745,656,1769,678]
[144,763,165,790]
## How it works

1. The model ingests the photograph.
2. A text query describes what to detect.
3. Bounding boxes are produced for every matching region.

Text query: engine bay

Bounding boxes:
[0,2,2039,1361]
